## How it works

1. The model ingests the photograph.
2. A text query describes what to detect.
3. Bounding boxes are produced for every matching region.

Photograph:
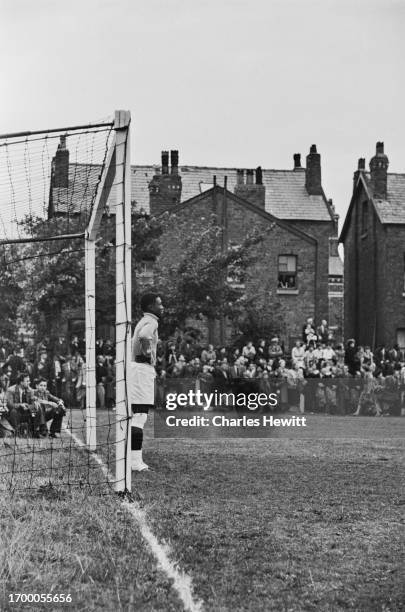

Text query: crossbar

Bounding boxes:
[0,122,114,140]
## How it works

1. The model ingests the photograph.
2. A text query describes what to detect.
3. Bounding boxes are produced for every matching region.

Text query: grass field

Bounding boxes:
[0,409,404,611]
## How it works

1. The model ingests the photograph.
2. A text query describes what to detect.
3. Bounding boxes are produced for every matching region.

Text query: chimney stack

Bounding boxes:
[305,144,322,195]
[161,151,169,175]
[369,142,388,199]
[170,150,178,174]
[234,167,265,209]
[149,149,182,215]
[52,135,69,188]
[293,153,303,170]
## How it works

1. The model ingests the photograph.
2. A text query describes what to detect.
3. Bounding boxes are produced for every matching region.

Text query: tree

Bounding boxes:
[153,212,275,339]
[14,209,164,342]
[0,244,24,340]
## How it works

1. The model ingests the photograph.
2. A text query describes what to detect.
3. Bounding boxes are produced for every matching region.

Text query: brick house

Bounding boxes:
[339,142,405,349]
[136,147,341,346]
[49,141,343,347]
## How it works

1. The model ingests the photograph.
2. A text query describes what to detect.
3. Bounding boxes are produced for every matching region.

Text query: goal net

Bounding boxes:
[0,112,132,494]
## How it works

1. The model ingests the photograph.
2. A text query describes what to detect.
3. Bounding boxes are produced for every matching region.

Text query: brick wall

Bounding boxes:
[342,181,405,348]
[157,189,317,347]
[378,225,405,346]
[289,220,336,325]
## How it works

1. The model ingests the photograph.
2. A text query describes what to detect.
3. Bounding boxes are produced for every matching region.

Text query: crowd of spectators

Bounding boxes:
[153,318,405,416]
[1,315,405,437]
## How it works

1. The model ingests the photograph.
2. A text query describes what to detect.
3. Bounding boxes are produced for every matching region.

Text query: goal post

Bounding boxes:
[114,110,132,493]
[84,110,132,492]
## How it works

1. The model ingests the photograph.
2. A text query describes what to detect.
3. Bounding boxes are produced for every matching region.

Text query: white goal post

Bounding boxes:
[85,110,132,493]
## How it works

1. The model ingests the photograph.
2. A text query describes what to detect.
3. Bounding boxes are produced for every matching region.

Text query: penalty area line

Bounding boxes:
[63,425,204,612]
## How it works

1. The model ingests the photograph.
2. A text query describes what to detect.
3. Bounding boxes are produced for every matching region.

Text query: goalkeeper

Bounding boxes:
[130,293,164,471]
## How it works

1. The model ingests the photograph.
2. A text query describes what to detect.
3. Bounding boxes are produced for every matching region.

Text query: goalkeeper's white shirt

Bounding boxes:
[130,312,158,406]
[131,312,159,366]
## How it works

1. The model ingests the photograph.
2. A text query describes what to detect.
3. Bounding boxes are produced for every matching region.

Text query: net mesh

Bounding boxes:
[0,120,128,495]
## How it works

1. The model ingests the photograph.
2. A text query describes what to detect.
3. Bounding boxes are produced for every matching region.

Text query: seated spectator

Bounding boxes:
[313,342,323,365]
[291,341,305,369]
[201,344,217,363]
[302,318,316,345]
[334,344,345,367]
[0,378,14,437]
[7,373,41,437]
[322,342,336,364]
[33,351,53,386]
[231,347,241,362]
[316,320,330,344]
[256,339,266,359]
[156,340,167,375]
[34,378,66,438]
[268,337,283,362]
[103,339,114,362]
[96,338,105,356]
[96,355,108,409]
[320,360,333,378]
[176,355,187,374]
[242,341,256,361]
[304,345,317,370]
[4,347,25,385]
[361,346,374,369]
[243,362,257,379]
[345,339,357,376]
[1,365,12,392]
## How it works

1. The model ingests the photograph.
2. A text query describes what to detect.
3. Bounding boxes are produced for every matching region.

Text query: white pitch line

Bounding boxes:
[64,425,204,612]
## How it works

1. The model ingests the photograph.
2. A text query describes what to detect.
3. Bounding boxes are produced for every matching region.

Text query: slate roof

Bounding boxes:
[51,163,333,222]
[340,172,405,241]
[131,165,333,221]
[160,185,317,244]
[373,174,405,224]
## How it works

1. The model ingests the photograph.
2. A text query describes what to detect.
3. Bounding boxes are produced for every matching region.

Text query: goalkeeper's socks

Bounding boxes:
[131,426,143,450]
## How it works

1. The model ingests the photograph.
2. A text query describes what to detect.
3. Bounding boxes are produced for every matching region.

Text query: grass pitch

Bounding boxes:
[0,410,404,611]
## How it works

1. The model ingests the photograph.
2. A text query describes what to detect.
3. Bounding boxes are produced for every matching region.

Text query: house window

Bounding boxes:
[362,201,368,234]
[278,255,297,289]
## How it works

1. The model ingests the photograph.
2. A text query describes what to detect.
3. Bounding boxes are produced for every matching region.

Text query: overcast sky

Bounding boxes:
[1,0,404,226]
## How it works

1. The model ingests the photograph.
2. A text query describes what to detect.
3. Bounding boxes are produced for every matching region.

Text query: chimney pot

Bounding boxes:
[255,166,263,185]
[293,153,301,169]
[310,144,317,154]
[246,169,254,185]
[170,150,179,174]
[161,150,169,175]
